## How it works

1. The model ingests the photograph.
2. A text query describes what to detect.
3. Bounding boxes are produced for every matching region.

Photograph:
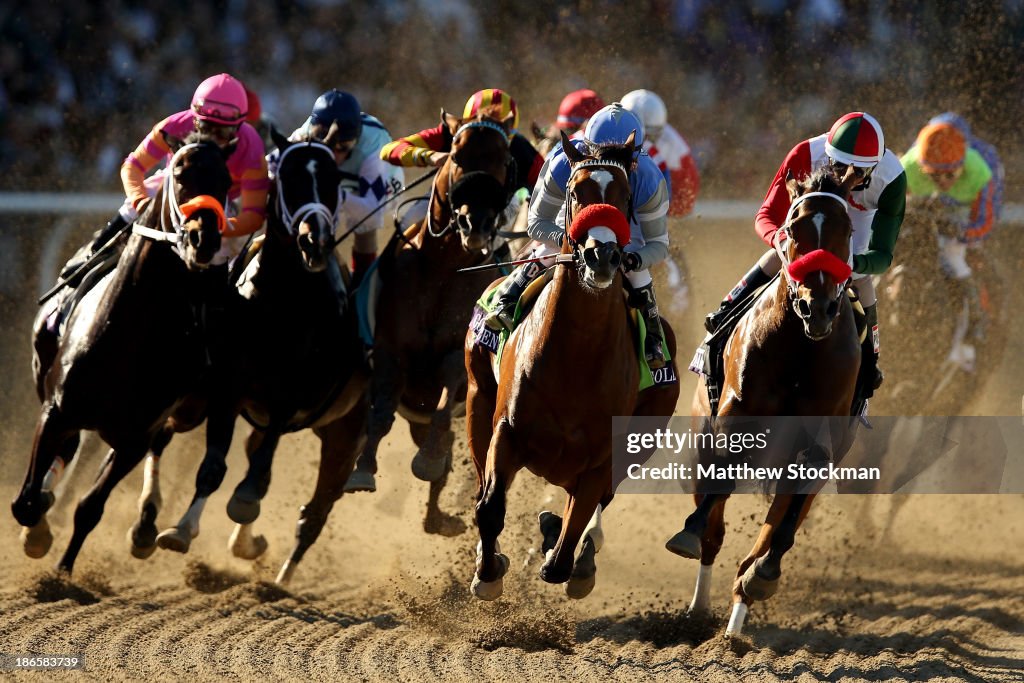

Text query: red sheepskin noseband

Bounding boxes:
[568,203,631,247]
[787,249,852,284]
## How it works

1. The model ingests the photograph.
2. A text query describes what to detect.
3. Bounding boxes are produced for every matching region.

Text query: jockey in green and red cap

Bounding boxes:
[701,112,907,417]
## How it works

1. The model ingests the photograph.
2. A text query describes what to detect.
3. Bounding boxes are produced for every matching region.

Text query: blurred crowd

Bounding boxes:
[2,0,1022,198]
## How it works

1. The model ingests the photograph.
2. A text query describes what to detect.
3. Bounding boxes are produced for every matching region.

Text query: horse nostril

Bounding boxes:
[826,300,839,318]
[796,298,812,318]
[188,230,201,248]
[609,251,622,268]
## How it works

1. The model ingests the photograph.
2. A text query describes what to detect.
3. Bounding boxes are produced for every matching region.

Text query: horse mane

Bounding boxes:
[798,166,845,198]
[582,140,635,169]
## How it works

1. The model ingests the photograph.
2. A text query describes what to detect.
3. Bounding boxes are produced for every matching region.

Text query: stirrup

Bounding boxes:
[646,342,666,370]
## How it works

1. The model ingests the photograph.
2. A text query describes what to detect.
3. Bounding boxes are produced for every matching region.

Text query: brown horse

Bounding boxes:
[466,131,680,600]
[344,108,517,535]
[149,135,370,585]
[666,168,861,636]
[13,135,233,574]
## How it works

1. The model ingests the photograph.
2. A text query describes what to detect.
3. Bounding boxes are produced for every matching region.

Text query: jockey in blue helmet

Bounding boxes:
[484,102,671,368]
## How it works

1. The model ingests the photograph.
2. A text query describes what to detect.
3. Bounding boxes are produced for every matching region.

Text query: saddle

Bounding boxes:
[469,269,676,391]
[690,276,866,417]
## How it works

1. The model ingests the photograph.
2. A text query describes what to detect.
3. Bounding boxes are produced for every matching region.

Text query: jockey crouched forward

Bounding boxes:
[269,89,404,290]
[483,103,672,369]
[703,112,907,413]
[379,88,544,249]
[57,73,269,365]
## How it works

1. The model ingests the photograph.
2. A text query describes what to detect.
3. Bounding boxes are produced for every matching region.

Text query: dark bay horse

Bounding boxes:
[466,131,680,600]
[13,135,233,574]
[344,108,517,535]
[667,168,861,636]
[155,134,370,585]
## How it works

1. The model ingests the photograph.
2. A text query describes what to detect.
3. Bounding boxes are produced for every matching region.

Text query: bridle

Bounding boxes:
[773,191,853,316]
[564,158,631,270]
[425,120,516,245]
[131,142,230,259]
[273,141,342,237]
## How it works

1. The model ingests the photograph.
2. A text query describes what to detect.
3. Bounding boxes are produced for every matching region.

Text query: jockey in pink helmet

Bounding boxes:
[59,73,269,283]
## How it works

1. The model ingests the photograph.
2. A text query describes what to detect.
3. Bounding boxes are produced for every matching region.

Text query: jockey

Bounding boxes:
[484,103,672,369]
[703,112,907,409]
[901,121,994,344]
[620,89,700,217]
[928,112,1004,232]
[379,88,544,230]
[59,73,270,281]
[270,88,403,285]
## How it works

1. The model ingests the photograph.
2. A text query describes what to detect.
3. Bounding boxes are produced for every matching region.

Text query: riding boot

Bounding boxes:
[704,262,773,334]
[58,211,131,283]
[483,260,543,331]
[634,282,667,370]
[852,303,882,416]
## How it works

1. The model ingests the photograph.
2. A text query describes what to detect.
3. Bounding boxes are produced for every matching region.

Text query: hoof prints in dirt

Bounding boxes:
[30,570,114,605]
[183,560,293,604]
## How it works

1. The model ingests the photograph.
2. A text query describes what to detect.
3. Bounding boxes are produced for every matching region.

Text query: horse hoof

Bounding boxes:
[130,542,158,560]
[538,510,562,554]
[129,519,159,553]
[741,559,780,601]
[276,560,296,586]
[565,573,596,599]
[156,527,193,554]
[471,553,509,601]
[226,495,261,525]
[539,557,572,585]
[20,520,53,559]
[229,531,268,561]
[411,450,446,482]
[343,471,377,493]
[665,530,702,560]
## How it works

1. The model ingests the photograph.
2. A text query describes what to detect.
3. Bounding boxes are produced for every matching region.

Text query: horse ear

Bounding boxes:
[531,122,545,143]
[222,141,238,159]
[625,130,637,151]
[785,170,801,200]
[441,108,460,135]
[270,125,290,153]
[161,130,184,152]
[501,111,515,134]
[561,130,585,164]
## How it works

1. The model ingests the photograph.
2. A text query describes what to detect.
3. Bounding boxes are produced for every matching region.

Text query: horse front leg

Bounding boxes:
[156,407,236,553]
[227,423,281,525]
[539,467,606,590]
[687,493,728,615]
[471,419,518,600]
[728,493,815,637]
[13,401,80,558]
[411,351,464,483]
[274,401,368,584]
[409,422,466,537]
[58,441,149,574]
[346,349,404,493]
[126,422,176,559]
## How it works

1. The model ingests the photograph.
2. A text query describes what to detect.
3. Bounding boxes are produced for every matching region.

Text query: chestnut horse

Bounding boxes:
[344,108,517,535]
[466,131,680,600]
[13,135,233,574]
[155,135,370,585]
[666,168,861,635]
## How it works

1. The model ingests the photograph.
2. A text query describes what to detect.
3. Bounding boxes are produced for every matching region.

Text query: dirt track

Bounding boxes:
[1,216,1022,681]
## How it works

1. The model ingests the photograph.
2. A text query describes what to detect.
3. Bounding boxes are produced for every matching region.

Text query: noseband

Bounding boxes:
[426,120,516,243]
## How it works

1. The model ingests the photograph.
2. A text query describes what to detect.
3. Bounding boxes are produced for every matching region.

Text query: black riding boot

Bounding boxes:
[704,262,773,334]
[59,212,131,283]
[484,260,543,331]
[634,282,667,370]
[853,303,883,416]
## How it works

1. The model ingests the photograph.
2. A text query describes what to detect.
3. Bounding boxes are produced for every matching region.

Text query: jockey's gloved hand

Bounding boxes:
[622,252,642,272]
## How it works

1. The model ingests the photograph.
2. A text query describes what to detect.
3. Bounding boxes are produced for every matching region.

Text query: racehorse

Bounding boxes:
[466,131,680,600]
[155,133,370,585]
[344,107,518,535]
[666,167,862,636]
[13,134,233,574]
